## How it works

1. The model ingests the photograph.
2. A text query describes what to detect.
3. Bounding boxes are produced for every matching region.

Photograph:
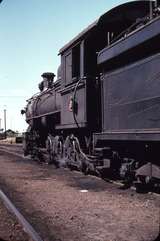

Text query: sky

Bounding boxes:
[0,0,129,132]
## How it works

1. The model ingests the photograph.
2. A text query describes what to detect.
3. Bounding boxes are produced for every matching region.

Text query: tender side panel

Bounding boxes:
[102,53,160,139]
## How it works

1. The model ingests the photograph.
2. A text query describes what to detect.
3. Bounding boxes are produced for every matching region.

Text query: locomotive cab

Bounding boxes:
[56,0,151,133]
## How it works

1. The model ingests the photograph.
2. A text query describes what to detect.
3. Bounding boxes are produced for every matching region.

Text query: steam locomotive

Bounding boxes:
[22,1,160,189]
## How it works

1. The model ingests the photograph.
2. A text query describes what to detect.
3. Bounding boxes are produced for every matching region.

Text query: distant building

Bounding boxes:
[5,129,16,137]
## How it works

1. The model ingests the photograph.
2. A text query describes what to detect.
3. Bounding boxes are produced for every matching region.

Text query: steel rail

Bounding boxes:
[0,189,43,241]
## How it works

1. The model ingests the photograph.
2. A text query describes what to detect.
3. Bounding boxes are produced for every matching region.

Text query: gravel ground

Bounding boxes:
[0,146,159,241]
[0,199,32,241]
[0,143,24,155]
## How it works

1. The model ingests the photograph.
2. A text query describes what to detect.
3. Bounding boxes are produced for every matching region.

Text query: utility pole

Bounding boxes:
[150,0,153,20]
[4,109,6,139]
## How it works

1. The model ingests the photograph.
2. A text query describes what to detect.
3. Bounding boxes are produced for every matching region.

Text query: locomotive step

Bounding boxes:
[94,147,112,158]
[96,166,109,170]
[96,159,111,169]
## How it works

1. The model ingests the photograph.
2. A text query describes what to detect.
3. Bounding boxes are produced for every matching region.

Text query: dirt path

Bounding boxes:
[0,149,159,241]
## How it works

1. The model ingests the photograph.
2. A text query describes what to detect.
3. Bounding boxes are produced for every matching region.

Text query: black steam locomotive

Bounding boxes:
[22,1,160,189]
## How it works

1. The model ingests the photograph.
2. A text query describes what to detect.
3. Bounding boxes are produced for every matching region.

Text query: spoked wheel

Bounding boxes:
[135,175,154,193]
[64,135,81,170]
[46,135,64,166]
[135,163,160,193]
[46,135,53,164]
[64,134,93,172]
[53,136,64,167]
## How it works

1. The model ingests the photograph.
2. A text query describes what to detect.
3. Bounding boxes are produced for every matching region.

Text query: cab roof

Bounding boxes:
[59,1,151,54]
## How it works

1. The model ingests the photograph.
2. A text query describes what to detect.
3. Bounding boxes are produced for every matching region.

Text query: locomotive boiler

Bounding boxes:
[22,0,160,190]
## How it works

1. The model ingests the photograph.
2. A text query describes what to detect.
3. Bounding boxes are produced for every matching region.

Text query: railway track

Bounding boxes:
[0,143,159,196]
[0,189,43,241]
